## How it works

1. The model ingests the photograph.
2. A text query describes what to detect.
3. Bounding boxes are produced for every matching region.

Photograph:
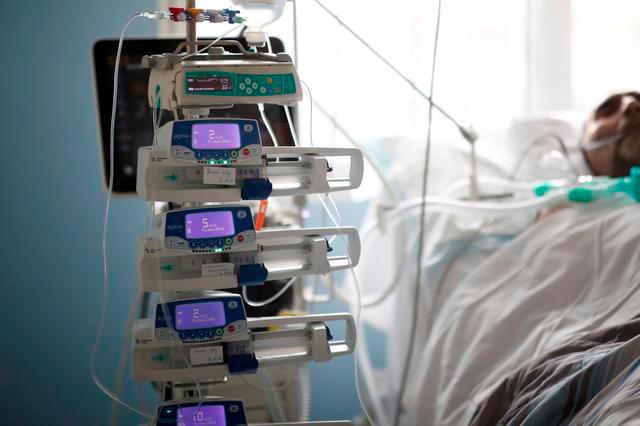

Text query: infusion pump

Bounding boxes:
[144,42,302,110]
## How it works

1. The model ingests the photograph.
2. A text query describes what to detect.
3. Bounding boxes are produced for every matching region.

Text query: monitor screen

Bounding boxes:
[177,404,226,426]
[186,76,233,93]
[191,123,241,150]
[175,301,226,330]
[185,211,235,239]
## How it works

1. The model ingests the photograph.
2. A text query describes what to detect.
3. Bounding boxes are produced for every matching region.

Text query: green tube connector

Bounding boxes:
[568,187,594,203]
[534,166,640,204]
[534,183,553,197]
[609,166,640,202]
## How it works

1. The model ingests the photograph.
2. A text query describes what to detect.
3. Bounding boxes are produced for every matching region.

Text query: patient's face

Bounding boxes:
[582,92,640,176]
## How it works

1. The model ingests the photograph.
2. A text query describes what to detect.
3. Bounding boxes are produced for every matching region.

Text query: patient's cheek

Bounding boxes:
[585,144,616,176]
[536,204,568,221]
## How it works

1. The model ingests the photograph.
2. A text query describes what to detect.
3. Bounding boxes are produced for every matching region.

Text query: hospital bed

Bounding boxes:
[349,115,640,425]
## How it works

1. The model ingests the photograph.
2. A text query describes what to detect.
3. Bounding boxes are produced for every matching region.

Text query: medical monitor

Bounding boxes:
[92,37,295,193]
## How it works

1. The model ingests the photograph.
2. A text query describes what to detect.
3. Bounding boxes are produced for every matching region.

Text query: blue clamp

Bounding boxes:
[325,239,333,253]
[325,325,333,341]
[241,178,273,200]
[237,264,268,286]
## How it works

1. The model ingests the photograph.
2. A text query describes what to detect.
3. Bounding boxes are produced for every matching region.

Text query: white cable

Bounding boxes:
[319,193,372,425]
[300,79,406,312]
[150,126,205,423]
[91,13,155,420]
[284,77,372,423]
[147,37,206,423]
[260,369,288,422]
[265,31,273,54]
[275,40,296,148]
[285,106,300,146]
[181,24,245,60]
[242,277,297,307]
[393,0,443,423]
[109,289,143,426]
[259,103,280,146]
[300,80,315,147]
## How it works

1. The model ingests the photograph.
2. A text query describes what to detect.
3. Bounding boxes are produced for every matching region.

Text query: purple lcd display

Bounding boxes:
[185,211,235,239]
[175,301,226,330]
[177,405,227,426]
[191,123,241,150]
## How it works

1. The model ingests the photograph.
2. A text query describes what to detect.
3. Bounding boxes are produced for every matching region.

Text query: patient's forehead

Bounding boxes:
[584,92,640,141]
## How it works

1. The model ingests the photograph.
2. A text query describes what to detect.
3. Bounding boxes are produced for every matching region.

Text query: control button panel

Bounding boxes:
[184,71,298,97]
[157,320,247,344]
[176,230,255,253]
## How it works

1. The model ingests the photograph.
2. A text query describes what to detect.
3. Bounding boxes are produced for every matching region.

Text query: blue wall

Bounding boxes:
[0,1,156,424]
[0,3,368,424]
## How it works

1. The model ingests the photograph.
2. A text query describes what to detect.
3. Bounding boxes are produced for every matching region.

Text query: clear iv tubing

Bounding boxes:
[149,23,252,419]
[242,276,297,307]
[94,15,244,423]
[181,24,245,60]
[259,103,279,146]
[341,192,566,309]
[390,191,568,218]
[150,97,207,423]
[110,289,143,426]
[91,12,155,420]
[258,86,372,423]
[247,52,307,418]
[340,171,603,310]
[338,179,556,309]
[317,192,374,426]
[295,79,382,424]
[145,76,208,425]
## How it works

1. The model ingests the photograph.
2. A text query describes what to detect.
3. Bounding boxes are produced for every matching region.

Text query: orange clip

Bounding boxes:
[255,200,269,231]
[188,8,203,19]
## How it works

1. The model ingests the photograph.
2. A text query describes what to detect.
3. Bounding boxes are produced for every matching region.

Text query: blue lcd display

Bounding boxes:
[156,400,247,426]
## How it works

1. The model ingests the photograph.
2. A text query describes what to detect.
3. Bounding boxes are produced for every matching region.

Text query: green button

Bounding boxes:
[230,151,238,158]
[215,328,224,336]
[225,238,233,245]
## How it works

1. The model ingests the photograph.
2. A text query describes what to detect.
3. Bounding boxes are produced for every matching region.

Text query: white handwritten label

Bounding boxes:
[190,346,223,366]
[203,166,236,185]
[202,263,235,277]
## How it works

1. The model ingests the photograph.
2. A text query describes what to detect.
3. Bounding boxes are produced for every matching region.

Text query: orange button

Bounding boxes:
[266,77,273,84]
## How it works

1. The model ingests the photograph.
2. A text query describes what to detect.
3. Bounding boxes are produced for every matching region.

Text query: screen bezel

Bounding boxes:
[191,122,242,150]
[174,300,227,330]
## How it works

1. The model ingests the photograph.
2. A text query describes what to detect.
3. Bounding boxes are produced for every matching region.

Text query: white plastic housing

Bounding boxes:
[133,313,356,382]
[138,227,361,292]
[136,146,364,203]
[148,60,302,110]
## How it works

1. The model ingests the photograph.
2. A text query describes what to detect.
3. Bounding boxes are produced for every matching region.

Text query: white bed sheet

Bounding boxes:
[403,201,640,425]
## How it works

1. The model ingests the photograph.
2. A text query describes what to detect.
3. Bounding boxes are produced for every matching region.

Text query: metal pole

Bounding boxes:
[186,0,197,54]
[292,0,299,65]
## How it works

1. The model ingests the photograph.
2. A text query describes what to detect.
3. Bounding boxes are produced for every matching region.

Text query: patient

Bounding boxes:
[581,91,640,177]
[395,92,640,426]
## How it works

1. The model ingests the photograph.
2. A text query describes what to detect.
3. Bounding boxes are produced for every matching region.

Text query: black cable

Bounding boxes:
[312,0,475,144]
[392,1,443,424]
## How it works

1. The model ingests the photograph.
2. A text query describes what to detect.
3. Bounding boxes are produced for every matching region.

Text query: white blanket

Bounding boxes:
[402,201,640,425]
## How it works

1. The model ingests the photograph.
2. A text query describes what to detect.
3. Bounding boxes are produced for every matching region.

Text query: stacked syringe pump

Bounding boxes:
[132,6,363,426]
